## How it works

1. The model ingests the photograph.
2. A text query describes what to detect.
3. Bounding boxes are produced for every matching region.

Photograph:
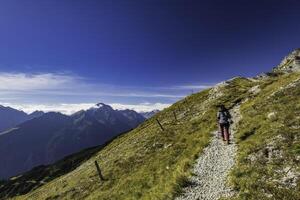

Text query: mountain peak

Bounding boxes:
[95,103,106,107]
[0,105,29,132]
[94,103,112,109]
[29,110,44,116]
[85,103,113,112]
[274,48,300,73]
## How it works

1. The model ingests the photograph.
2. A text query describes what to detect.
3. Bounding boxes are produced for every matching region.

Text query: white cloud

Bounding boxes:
[0,72,185,98]
[0,102,94,115]
[0,102,170,115]
[0,72,212,115]
[0,72,77,91]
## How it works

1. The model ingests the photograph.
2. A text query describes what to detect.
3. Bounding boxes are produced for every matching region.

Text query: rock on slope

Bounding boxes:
[274,48,300,72]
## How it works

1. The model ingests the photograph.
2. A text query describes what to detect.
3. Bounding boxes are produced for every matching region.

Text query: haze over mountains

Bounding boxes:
[0,103,147,179]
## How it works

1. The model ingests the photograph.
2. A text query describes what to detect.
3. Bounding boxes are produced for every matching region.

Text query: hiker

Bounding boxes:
[217,105,232,144]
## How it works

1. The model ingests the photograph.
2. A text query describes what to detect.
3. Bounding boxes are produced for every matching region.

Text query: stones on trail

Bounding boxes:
[175,105,241,200]
[249,85,261,95]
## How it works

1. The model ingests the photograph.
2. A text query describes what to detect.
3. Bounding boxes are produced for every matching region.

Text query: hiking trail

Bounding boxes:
[176,104,241,200]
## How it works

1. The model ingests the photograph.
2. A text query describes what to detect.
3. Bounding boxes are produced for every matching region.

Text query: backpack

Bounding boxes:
[218,110,231,124]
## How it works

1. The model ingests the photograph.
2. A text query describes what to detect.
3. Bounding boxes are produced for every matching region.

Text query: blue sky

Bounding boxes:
[0,0,300,114]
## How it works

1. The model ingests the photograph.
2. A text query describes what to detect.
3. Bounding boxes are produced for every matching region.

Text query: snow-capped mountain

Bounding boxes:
[0,103,145,179]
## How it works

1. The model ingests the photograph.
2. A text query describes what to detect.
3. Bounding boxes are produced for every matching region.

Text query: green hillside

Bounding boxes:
[0,64,299,199]
[228,72,300,200]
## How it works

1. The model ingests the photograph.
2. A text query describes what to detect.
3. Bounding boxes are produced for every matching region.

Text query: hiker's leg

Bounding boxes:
[218,123,221,138]
[227,125,231,140]
[224,124,230,143]
[220,124,225,140]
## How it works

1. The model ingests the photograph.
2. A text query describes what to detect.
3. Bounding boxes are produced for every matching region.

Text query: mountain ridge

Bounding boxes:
[0,105,32,132]
[0,103,145,179]
[0,105,45,133]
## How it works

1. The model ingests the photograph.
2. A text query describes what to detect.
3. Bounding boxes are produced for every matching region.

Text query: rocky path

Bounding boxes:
[176,105,241,200]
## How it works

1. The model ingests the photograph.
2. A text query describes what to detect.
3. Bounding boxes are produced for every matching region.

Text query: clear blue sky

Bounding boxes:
[0,0,299,113]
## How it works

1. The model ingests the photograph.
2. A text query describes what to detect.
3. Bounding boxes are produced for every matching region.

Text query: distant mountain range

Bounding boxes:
[139,109,160,119]
[0,105,44,133]
[0,103,146,179]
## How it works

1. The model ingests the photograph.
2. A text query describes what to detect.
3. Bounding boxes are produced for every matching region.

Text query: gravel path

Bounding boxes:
[176,105,241,200]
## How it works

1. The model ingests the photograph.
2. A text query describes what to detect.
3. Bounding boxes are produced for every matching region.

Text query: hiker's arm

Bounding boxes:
[227,111,233,124]
[227,111,232,119]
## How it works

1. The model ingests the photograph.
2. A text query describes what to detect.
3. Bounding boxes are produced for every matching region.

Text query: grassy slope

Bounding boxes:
[1,78,253,200]
[228,72,300,200]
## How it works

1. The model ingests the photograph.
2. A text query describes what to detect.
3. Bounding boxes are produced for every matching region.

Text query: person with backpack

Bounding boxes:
[217,105,232,144]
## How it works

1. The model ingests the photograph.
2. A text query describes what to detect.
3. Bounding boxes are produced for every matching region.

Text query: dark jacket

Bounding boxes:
[217,109,231,124]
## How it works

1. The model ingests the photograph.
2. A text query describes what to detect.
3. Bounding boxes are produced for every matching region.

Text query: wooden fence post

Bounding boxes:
[173,111,177,121]
[95,161,105,181]
[189,104,194,112]
[156,119,164,131]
